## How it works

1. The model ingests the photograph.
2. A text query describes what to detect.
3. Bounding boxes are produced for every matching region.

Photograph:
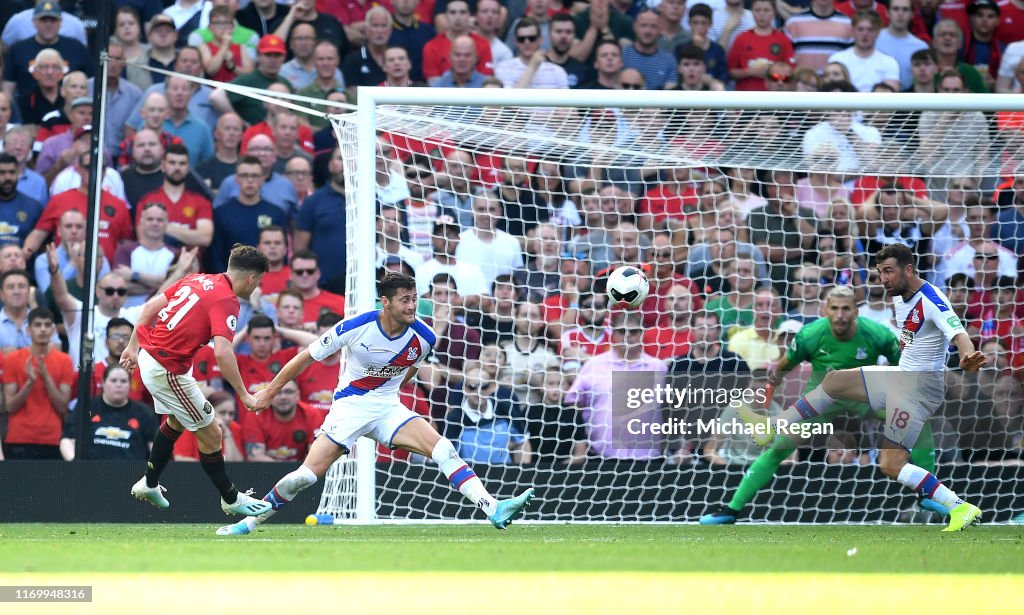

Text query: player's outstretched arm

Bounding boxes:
[120,292,170,372]
[250,349,316,412]
[953,332,987,371]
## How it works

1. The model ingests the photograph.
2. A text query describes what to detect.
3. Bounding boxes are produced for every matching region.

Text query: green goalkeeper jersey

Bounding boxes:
[786,317,901,394]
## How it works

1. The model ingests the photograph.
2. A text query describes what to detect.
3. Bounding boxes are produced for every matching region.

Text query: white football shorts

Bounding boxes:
[139,349,214,431]
[859,366,945,450]
[319,396,423,453]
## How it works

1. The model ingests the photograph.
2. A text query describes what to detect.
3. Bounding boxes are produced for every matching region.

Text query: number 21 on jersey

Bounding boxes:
[159,286,200,330]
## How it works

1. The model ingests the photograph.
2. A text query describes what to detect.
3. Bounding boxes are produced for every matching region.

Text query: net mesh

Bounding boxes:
[323,98,1024,524]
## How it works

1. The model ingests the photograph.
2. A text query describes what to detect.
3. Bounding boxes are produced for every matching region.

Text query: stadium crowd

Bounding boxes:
[0,0,1021,470]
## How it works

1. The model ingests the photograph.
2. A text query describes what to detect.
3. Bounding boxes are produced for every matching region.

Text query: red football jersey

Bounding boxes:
[35,190,133,262]
[134,187,213,235]
[139,273,240,374]
[94,359,149,403]
[727,29,796,91]
[260,267,291,295]
[303,290,346,326]
[192,345,221,384]
[241,401,320,462]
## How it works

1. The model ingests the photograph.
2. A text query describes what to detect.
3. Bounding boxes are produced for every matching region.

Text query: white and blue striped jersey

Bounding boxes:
[892,282,965,372]
[309,310,436,402]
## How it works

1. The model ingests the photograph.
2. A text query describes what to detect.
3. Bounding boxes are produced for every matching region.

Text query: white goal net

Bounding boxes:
[322,89,1024,524]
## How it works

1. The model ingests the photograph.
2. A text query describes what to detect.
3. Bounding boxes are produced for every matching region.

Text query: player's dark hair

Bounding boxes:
[0,268,31,288]
[106,317,134,335]
[164,142,190,159]
[875,244,914,269]
[317,311,341,329]
[378,271,417,300]
[228,243,270,274]
[28,306,55,325]
[103,364,130,382]
[0,152,18,167]
[247,314,275,333]
[551,12,574,26]
[676,44,705,64]
[291,249,319,266]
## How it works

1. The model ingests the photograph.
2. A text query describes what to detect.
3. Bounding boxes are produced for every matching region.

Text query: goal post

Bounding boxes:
[319,87,1024,524]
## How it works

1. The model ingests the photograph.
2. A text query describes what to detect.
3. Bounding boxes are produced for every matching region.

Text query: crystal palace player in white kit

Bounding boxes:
[216,272,534,535]
[739,245,987,531]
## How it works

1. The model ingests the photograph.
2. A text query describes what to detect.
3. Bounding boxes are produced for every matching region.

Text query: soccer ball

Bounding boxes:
[606,266,650,308]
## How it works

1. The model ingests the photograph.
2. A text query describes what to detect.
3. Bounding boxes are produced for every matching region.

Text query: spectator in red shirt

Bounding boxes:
[134,143,214,250]
[836,0,889,24]
[728,0,795,91]
[559,291,612,363]
[2,308,74,460]
[258,225,291,297]
[243,380,320,462]
[422,0,494,83]
[643,282,695,360]
[92,317,149,403]
[173,391,246,462]
[235,314,294,424]
[290,249,347,326]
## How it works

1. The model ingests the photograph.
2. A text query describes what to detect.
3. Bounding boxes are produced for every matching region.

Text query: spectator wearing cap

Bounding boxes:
[294,146,347,292]
[132,14,179,90]
[35,96,91,179]
[297,40,347,130]
[15,49,68,128]
[963,0,1002,85]
[87,42,142,157]
[1,1,94,100]
[212,34,292,126]
[727,0,794,91]
[1,2,88,50]
[163,75,214,164]
[433,36,489,88]
[876,0,929,89]
[31,69,87,148]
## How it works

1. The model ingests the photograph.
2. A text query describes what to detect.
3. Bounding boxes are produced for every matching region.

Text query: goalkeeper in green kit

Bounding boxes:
[699,285,950,524]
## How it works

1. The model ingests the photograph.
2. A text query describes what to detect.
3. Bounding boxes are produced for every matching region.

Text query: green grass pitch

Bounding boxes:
[1,524,1021,574]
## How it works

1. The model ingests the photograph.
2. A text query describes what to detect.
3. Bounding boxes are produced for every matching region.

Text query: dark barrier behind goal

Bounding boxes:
[1,461,1021,523]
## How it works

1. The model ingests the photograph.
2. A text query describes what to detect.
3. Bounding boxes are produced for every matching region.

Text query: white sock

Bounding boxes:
[896,463,964,509]
[253,465,319,526]
[431,438,497,516]
[775,386,837,424]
